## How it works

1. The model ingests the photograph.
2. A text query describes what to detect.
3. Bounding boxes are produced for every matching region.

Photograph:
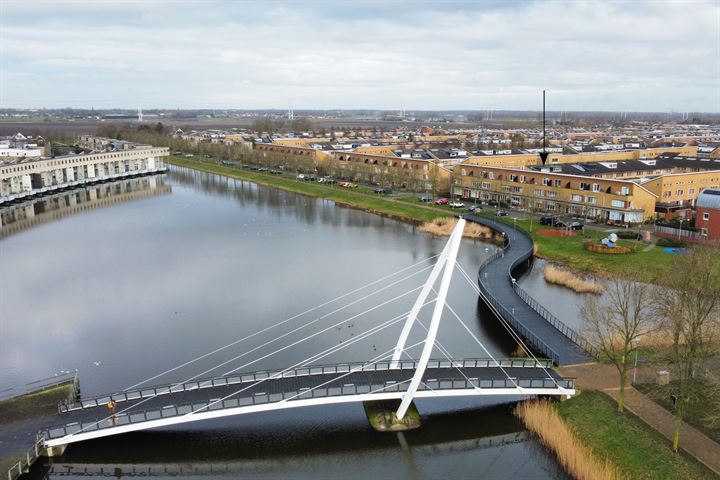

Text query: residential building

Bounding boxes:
[453,164,657,224]
[696,189,720,240]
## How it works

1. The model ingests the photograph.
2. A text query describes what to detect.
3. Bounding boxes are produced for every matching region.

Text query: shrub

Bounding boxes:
[656,237,687,248]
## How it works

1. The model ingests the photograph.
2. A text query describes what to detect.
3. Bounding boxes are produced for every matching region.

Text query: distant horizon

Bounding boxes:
[3,107,720,116]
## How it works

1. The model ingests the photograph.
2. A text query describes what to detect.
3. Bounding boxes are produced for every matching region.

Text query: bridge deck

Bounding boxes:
[466,214,592,365]
[41,362,572,445]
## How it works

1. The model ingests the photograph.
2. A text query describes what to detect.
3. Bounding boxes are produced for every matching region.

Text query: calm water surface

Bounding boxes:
[1,166,570,479]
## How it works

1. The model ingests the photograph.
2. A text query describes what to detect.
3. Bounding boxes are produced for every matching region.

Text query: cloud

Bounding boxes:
[0,0,718,111]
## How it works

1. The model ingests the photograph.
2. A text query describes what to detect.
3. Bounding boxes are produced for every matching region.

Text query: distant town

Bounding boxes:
[2,108,719,241]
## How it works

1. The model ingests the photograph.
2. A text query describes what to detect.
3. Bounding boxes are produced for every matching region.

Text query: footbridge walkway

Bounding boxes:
[465,214,593,365]
[41,358,572,448]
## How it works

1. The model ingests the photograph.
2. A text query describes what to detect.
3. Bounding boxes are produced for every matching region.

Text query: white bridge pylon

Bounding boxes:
[393,218,466,420]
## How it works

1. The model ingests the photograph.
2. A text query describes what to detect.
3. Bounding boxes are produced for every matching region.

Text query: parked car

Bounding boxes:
[496,210,508,217]
[374,188,393,195]
[269,169,283,175]
[569,222,584,231]
[418,195,433,202]
[467,204,482,212]
[449,201,465,208]
[297,174,307,180]
[434,198,449,205]
[258,167,268,172]
[539,215,557,226]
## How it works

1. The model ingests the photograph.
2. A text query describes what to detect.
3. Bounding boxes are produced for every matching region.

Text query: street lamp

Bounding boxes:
[678,218,684,239]
[632,336,641,385]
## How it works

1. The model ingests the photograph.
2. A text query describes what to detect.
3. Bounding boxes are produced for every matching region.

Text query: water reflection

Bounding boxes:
[0,175,171,240]
[31,403,568,480]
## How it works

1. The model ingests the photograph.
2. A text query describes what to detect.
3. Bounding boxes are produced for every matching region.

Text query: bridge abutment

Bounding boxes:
[43,443,67,457]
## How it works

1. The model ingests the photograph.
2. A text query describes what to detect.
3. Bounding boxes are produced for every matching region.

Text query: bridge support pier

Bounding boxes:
[43,443,67,457]
[363,400,421,432]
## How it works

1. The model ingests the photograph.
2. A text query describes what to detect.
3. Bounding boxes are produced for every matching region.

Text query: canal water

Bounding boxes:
[1,166,573,479]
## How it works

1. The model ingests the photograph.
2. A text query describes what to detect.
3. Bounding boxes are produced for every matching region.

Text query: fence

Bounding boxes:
[60,357,554,413]
[6,438,43,480]
[44,375,574,441]
[512,284,597,355]
[653,225,704,241]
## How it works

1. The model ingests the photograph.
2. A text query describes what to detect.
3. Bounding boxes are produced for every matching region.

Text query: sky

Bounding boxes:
[0,0,719,112]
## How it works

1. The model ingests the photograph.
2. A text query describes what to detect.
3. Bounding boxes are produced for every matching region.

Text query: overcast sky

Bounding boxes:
[1,0,719,112]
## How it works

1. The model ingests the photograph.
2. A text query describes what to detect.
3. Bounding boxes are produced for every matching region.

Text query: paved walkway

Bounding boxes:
[558,363,720,477]
[466,214,592,365]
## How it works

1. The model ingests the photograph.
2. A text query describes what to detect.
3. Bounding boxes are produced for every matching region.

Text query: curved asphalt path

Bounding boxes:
[466,214,591,366]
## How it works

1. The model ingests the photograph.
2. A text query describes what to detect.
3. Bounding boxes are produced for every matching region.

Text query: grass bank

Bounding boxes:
[0,383,75,479]
[167,156,680,280]
[556,391,715,479]
[168,156,443,223]
[0,383,73,425]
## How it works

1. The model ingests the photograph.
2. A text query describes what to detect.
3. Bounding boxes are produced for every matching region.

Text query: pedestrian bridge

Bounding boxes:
[33,218,578,454]
[43,358,572,448]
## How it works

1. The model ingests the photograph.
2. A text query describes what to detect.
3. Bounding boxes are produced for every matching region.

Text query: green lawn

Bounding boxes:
[473,212,675,281]
[557,391,716,479]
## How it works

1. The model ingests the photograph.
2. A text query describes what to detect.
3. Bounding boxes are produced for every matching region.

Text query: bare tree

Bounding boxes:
[653,246,720,452]
[581,274,656,412]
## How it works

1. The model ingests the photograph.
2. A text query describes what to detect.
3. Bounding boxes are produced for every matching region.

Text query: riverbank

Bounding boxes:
[0,382,76,480]
[556,391,716,479]
[517,392,717,479]
[167,156,681,281]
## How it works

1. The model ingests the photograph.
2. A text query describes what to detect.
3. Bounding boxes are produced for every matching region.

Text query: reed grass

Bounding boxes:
[544,265,603,294]
[516,399,617,480]
[419,217,494,240]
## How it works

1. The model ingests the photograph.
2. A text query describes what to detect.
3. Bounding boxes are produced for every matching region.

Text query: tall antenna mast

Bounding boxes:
[539,90,548,165]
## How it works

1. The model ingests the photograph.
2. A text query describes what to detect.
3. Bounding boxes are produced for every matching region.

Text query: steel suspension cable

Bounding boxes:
[454,262,563,388]
[123,254,439,391]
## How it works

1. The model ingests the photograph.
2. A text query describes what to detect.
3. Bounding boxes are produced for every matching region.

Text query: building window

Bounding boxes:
[543,178,551,186]
[704,212,710,221]
[676,190,683,196]
[587,196,597,204]
[611,199,625,208]
[592,183,600,192]
[571,194,583,202]
[481,182,491,189]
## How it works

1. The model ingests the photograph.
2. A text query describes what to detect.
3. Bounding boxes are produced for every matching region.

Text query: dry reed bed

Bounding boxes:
[544,265,603,294]
[419,218,495,240]
[516,399,616,480]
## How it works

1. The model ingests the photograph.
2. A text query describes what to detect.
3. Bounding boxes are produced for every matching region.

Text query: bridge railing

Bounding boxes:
[512,283,597,356]
[44,375,575,441]
[6,438,43,480]
[58,357,554,413]
[467,218,562,365]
